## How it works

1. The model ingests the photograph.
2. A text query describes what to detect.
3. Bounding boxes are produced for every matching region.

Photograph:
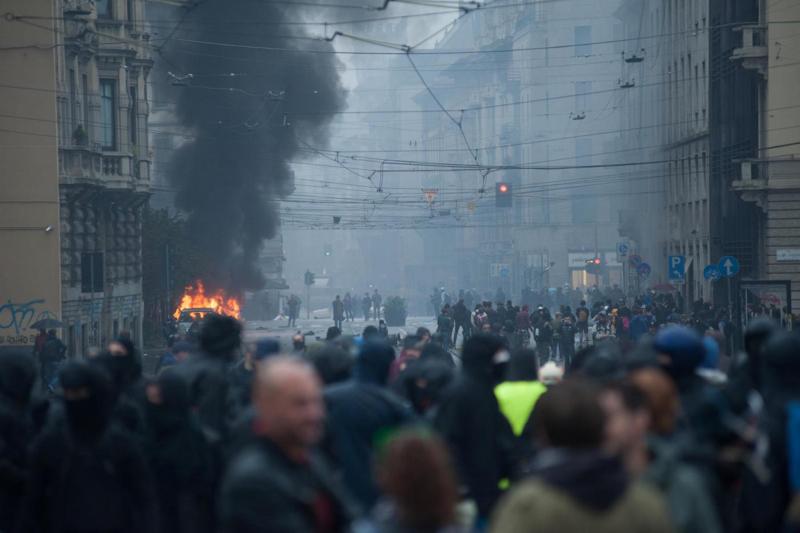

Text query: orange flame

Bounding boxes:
[173,281,242,320]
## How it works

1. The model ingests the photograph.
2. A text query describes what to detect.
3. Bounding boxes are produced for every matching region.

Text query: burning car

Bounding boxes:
[173,281,243,336]
[176,307,216,336]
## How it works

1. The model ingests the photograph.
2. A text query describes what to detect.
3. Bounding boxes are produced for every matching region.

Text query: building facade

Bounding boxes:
[0,0,63,354]
[57,0,152,353]
[731,0,800,315]
[615,0,714,303]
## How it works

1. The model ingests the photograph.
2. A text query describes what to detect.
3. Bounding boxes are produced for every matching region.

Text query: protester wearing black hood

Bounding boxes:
[91,336,147,436]
[18,361,156,533]
[434,333,515,523]
[0,351,37,531]
[228,338,281,415]
[725,317,778,415]
[144,370,215,533]
[324,341,413,510]
[738,331,800,532]
[181,314,242,442]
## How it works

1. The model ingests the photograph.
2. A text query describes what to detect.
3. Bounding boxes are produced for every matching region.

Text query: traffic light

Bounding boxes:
[324,244,332,257]
[585,257,603,275]
[304,270,315,286]
[495,182,512,208]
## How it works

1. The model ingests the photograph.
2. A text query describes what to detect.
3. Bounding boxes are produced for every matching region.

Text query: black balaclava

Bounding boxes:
[146,370,191,435]
[59,362,113,441]
[199,314,242,360]
[744,317,778,390]
[0,351,36,409]
[462,333,507,385]
[356,341,395,386]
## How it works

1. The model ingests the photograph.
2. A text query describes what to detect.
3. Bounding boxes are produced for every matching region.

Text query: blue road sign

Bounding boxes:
[617,242,630,256]
[499,265,510,278]
[629,254,643,267]
[668,255,686,282]
[704,264,721,281]
[637,262,652,278]
[718,256,740,278]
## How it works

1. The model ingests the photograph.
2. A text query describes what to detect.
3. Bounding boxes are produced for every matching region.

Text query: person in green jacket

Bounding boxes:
[494,349,547,437]
[490,379,674,533]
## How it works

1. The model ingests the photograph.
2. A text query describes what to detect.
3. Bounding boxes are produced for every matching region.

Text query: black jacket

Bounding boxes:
[325,381,412,509]
[18,419,156,533]
[220,438,359,533]
[433,336,514,517]
[179,353,234,442]
[324,342,413,509]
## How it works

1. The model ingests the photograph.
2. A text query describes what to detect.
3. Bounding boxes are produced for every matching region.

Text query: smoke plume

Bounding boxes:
[163,0,346,291]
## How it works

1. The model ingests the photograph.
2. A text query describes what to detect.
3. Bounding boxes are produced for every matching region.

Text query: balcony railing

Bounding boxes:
[731,25,767,75]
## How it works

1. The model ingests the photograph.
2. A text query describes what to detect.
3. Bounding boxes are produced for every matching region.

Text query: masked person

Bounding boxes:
[18,361,156,533]
[145,370,215,533]
[220,357,358,532]
[0,351,37,532]
[91,336,147,436]
[324,341,413,510]
[434,334,514,525]
[181,314,242,443]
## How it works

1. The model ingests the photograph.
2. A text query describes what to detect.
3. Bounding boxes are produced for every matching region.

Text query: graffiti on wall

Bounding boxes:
[0,298,57,346]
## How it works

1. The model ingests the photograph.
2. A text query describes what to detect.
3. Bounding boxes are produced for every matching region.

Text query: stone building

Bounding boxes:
[57,0,152,353]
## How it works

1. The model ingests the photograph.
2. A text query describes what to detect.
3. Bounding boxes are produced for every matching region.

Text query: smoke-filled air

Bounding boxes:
[164,0,346,292]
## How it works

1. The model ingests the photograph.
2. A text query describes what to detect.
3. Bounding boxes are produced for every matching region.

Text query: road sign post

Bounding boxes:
[668,255,686,284]
[718,256,740,322]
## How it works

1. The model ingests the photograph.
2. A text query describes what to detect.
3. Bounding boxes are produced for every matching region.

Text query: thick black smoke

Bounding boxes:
[164,0,345,291]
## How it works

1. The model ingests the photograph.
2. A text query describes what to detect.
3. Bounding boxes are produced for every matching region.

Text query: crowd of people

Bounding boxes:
[2,302,800,533]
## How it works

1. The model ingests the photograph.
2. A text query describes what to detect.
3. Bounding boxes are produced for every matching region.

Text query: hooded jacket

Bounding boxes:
[0,351,36,531]
[739,331,800,532]
[434,334,515,517]
[18,362,156,533]
[145,370,216,533]
[490,450,673,533]
[324,342,413,509]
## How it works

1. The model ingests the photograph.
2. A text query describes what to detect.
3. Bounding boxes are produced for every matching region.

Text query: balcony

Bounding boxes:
[59,147,149,192]
[732,158,800,210]
[731,25,767,76]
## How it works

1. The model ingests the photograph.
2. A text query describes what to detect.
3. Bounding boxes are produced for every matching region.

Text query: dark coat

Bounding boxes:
[179,353,234,442]
[18,420,156,533]
[434,335,514,517]
[325,382,412,509]
[324,342,413,509]
[145,371,216,533]
[0,352,36,532]
[220,438,359,533]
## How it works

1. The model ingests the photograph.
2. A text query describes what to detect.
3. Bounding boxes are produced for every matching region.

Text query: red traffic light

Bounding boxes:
[593,257,601,265]
[498,183,509,193]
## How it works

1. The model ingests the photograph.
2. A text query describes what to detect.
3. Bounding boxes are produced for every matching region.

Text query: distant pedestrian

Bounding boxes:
[39,329,65,392]
[436,305,454,352]
[373,290,383,320]
[344,292,354,322]
[363,293,373,321]
[287,294,301,328]
[333,295,345,330]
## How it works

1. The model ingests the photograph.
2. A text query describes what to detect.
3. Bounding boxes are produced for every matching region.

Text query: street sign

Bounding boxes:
[718,256,740,278]
[629,254,643,267]
[637,262,651,278]
[617,242,630,257]
[704,264,721,281]
[499,265,511,278]
[668,255,686,282]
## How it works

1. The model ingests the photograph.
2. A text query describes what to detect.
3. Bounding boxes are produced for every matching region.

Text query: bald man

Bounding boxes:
[219,357,358,533]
